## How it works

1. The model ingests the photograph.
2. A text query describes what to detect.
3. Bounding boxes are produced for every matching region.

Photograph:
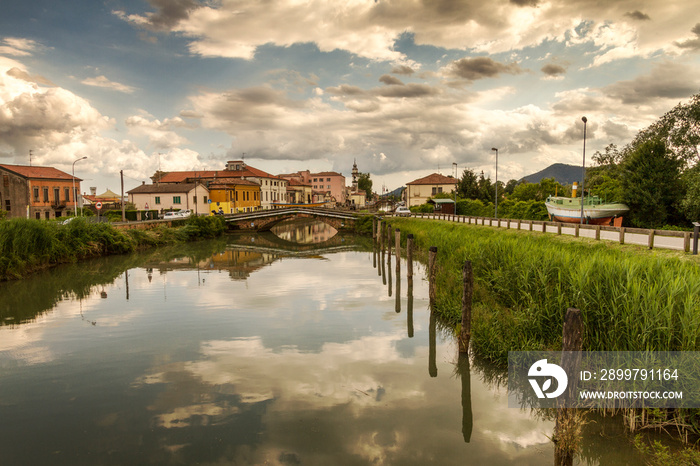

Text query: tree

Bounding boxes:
[621,139,684,228]
[477,171,494,204]
[504,179,520,196]
[458,168,479,199]
[357,173,373,199]
[586,144,624,202]
[680,166,700,221]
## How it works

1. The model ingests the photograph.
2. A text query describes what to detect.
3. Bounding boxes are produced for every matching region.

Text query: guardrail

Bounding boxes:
[387,212,699,254]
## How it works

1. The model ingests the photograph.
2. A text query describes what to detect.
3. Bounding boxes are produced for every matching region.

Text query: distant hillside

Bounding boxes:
[380,186,405,198]
[521,163,582,185]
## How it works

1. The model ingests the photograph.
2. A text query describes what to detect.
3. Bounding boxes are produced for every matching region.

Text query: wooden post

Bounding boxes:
[694,223,700,255]
[648,229,655,249]
[387,225,393,256]
[506,219,510,229]
[458,260,473,353]
[428,246,437,309]
[372,217,377,240]
[497,219,501,228]
[684,231,691,253]
[395,228,401,273]
[557,223,562,235]
[574,224,580,238]
[529,220,533,231]
[555,308,583,466]
[517,219,521,230]
[619,226,625,245]
[595,225,601,240]
[542,221,547,233]
[407,234,414,279]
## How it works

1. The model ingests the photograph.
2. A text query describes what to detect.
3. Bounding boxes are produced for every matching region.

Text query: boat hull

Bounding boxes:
[545,200,629,225]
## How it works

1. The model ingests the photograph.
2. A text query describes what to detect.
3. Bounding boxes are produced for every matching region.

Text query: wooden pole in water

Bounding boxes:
[555,308,583,466]
[387,225,393,257]
[373,216,377,240]
[458,260,473,353]
[428,246,437,309]
[395,228,401,267]
[407,234,414,279]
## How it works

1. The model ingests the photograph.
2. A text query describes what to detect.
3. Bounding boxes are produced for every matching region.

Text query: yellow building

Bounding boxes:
[208,178,261,214]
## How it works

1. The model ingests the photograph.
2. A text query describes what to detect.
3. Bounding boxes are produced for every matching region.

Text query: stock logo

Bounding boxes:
[528,359,568,399]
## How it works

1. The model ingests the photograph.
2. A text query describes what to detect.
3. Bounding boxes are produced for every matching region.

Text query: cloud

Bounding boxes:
[675,23,700,51]
[391,65,415,76]
[0,37,40,57]
[624,10,651,21]
[81,75,137,93]
[603,62,700,104]
[444,57,524,81]
[379,74,404,86]
[541,63,566,78]
[125,114,191,149]
[6,67,54,86]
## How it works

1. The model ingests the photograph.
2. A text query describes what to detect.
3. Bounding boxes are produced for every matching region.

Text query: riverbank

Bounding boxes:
[0,216,226,281]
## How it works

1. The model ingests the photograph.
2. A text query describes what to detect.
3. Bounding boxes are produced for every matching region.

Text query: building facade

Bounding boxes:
[279,169,346,206]
[0,164,82,219]
[208,178,261,214]
[405,173,457,208]
[127,182,210,214]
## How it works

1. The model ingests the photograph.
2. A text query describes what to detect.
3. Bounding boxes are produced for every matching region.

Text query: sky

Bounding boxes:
[1,0,699,194]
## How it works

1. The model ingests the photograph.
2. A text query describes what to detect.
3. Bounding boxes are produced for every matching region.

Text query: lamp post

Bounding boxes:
[580,117,587,224]
[72,156,87,217]
[491,148,498,219]
[453,162,458,205]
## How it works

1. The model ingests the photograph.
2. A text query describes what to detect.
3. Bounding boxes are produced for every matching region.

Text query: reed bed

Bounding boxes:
[387,218,700,362]
[0,216,226,280]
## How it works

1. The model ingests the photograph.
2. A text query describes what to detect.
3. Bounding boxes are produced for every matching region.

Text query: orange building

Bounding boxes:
[0,164,82,220]
[208,178,261,214]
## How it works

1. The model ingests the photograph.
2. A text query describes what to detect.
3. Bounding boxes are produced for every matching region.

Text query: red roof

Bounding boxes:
[158,166,280,183]
[0,164,81,181]
[407,173,456,185]
[209,178,260,187]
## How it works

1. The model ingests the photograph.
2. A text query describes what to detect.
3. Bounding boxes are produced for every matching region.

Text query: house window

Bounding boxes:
[203,196,208,203]
[33,187,39,201]
[35,212,40,220]
[4,200,10,211]
[313,178,317,182]
[45,211,50,219]
[327,185,331,189]
[64,188,70,202]
[2,175,8,187]
[43,187,49,202]
[173,196,181,204]
[327,178,331,182]
[53,188,60,204]
[155,196,161,205]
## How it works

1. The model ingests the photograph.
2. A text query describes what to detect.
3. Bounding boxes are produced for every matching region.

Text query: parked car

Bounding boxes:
[163,210,191,219]
[395,206,411,216]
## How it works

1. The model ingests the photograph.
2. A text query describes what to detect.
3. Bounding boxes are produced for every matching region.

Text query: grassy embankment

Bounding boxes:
[0,216,226,281]
[387,217,700,361]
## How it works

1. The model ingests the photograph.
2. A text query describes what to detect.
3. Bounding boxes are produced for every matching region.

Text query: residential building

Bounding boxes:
[405,173,457,208]
[208,178,261,214]
[0,164,81,219]
[279,169,346,205]
[285,178,313,204]
[127,182,209,215]
[156,161,286,210]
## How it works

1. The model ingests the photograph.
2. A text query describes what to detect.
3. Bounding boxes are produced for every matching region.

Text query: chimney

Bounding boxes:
[142,181,145,185]
[90,187,97,196]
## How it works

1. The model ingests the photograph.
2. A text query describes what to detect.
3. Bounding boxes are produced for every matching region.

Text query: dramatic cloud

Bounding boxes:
[603,63,700,104]
[444,57,524,81]
[0,37,40,57]
[6,67,53,86]
[82,75,137,93]
[675,23,700,51]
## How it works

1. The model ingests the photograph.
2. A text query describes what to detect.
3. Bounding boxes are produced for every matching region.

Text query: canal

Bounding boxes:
[0,219,647,465]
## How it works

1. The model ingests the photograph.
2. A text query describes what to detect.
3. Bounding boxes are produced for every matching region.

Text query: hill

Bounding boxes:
[521,163,582,185]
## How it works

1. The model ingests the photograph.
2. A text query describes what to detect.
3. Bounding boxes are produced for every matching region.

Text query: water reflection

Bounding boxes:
[270,218,337,243]
[0,230,650,465]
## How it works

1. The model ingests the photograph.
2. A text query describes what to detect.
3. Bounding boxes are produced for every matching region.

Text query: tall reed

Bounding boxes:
[389,218,700,362]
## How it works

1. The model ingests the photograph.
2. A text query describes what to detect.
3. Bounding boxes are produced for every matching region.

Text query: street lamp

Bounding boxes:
[72,156,87,217]
[492,148,498,219]
[452,162,458,204]
[580,117,587,224]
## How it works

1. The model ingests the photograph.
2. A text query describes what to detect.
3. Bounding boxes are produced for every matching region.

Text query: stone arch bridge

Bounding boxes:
[223,207,360,231]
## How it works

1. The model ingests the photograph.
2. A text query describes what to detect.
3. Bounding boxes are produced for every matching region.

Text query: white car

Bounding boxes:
[163,210,191,219]
[395,206,411,216]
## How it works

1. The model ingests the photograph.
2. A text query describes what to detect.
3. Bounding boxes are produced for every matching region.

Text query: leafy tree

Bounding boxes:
[621,139,684,228]
[586,144,624,202]
[510,178,568,202]
[504,179,520,196]
[477,171,494,204]
[680,166,700,221]
[458,168,479,199]
[357,173,373,199]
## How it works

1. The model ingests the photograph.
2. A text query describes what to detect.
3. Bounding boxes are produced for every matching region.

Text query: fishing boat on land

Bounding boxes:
[545,195,629,225]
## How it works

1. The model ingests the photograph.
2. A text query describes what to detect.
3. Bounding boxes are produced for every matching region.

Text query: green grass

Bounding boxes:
[386,218,700,363]
[0,216,226,280]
